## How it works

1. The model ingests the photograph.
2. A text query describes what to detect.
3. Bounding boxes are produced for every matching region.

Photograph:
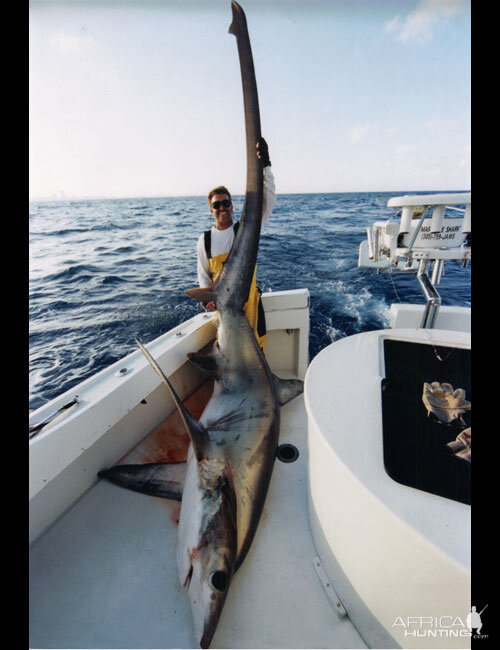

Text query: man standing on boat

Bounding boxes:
[196,137,275,353]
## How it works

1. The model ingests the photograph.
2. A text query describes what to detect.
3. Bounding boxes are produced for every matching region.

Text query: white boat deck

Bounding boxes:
[29,379,367,649]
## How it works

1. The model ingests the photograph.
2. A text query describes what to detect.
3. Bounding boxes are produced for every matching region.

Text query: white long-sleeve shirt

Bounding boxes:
[197,166,276,288]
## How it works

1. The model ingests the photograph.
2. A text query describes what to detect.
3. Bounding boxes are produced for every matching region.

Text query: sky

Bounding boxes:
[29,0,471,200]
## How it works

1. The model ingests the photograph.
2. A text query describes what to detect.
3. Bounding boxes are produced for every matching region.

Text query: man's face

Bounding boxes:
[210,193,233,230]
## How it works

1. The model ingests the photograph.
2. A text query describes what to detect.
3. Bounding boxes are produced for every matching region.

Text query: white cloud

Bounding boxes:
[385,0,468,43]
[425,118,459,131]
[384,15,401,35]
[395,144,418,154]
[47,30,116,86]
[349,124,378,143]
[49,31,99,54]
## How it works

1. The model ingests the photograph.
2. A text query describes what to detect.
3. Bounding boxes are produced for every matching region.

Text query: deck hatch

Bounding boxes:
[381,339,471,505]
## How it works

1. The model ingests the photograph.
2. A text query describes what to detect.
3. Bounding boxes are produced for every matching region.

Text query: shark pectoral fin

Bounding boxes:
[136,339,210,461]
[188,352,220,378]
[98,462,186,500]
[186,287,218,305]
[188,339,220,378]
[273,374,304,406]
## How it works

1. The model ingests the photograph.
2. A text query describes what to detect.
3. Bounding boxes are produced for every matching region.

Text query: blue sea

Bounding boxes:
[29,192,471,413]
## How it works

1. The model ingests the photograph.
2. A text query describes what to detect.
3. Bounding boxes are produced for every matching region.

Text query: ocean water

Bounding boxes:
[29,192,471,412]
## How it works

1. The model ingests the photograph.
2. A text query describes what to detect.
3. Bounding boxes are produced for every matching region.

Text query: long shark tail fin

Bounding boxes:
[136,339,209,461]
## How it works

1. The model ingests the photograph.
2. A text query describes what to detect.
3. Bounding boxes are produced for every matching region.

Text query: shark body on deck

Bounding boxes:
[98,2,303,647]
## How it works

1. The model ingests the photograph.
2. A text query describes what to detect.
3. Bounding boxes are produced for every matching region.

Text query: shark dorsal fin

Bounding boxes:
[185,287,218,305]
[136,339,209,461]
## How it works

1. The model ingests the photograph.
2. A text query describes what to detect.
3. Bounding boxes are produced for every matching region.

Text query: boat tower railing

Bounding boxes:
[358,192,471,328]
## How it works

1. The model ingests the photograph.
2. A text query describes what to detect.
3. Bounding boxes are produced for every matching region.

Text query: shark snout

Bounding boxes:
[189,563,233,649]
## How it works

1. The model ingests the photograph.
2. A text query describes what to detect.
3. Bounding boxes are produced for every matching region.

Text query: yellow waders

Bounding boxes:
[204,227,267,354]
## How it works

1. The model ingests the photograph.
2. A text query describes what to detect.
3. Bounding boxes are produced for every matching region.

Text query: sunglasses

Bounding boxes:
[211,199,232,210]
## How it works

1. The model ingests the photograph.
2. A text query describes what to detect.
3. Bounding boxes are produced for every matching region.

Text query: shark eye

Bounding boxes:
[209,570,228,592]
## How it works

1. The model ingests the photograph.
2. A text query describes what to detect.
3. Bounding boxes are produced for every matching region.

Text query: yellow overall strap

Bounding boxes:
[206,228,266,353]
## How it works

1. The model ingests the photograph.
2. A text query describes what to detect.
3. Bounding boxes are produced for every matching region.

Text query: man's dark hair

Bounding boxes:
[208,186,232,205]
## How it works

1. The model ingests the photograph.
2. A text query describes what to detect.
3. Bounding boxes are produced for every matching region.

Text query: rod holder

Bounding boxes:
[366,226,379,261]
[417,260,441,329]
[431,259,444,285]
[366,227,375,260]
[399,206,414,234]
[430,204,446,234]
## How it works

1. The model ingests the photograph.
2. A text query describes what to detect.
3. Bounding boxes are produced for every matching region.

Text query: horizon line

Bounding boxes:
[29,187,471,203]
